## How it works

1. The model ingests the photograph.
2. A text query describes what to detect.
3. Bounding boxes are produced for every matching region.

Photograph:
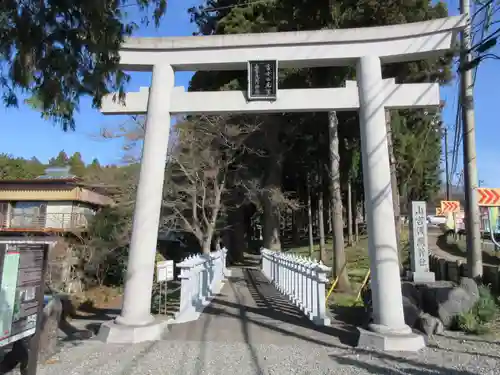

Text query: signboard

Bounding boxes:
[477,188,500,206]
[440,200,460,214]
[156,260,174,282]
[247,60,278,101]
[0,243,46,348]
[435,207,443,216]
[409,201,430,275]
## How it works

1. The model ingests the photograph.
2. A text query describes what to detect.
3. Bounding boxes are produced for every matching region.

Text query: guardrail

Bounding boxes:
[0,213,89,230]
[173,248,229,323]
[261,248,331,326]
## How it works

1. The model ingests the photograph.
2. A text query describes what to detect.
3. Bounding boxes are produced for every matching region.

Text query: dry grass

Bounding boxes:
[70,285,124,316]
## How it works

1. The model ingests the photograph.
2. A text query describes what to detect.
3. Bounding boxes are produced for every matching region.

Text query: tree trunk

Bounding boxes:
[291,210,300,245]
[353,190,359,243]
[228,206,245,263]
[328,111,350,291]
[318,178,326,262]
[385,110,402,269]
[262,153,282,251]
[347,180,353,247]
[307,177,314,257]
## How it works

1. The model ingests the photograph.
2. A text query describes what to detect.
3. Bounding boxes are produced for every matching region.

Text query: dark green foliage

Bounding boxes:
[0,154,45,179]
[68,152,86,177]
[81,205,131,286]
[457,285,498,334]
[187,0,449,217]
[0,0,167,130]
[48,150,69,167]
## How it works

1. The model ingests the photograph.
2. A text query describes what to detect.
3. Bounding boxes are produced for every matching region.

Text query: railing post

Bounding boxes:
[175,257,198,323]
[290,256,299,304]
[264,250,268,279]
[274,252,279,289]
[286,256,292,297]
[293,256,299,306]
[299,257,307,310]
[281,254,286,292]
[282,255,287,294]
[284,255,289,295]
[305,261,313,315]
[262,250,268,279]
[213,251,223,294]
[221,247,231,278]
[311,262,331,326]
[277,253,282,290]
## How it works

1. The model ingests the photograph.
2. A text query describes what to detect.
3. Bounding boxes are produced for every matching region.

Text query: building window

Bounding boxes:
[10,201,47,228]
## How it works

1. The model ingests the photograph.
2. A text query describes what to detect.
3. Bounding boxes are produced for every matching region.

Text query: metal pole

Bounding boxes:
[444,127,451,201]
[460,0,483,279]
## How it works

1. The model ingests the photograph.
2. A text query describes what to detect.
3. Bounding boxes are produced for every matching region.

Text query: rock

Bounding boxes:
[459,277,479,299]
[418,313,445,336]
[419,279,479,329]
[402,296,421,328]
[361,284,422,329]
[360,279,478,335]
[401,282,421,306]
[38,296,63,362]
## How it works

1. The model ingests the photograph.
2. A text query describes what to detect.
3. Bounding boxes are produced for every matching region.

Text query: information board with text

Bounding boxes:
[0,243,46,348]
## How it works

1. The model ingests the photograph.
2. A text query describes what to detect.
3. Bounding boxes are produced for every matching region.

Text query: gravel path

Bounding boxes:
[34,267,500,375]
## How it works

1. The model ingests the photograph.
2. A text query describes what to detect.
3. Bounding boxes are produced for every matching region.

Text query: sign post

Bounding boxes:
[0,241,50,375]
[156,260,174,316]
[477,188,500,206]
[408,201,435,283]
[440,200,461,238]
[247,60,278,101]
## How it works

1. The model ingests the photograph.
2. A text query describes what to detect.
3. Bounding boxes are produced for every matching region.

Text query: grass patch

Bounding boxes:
[457,285,500,335]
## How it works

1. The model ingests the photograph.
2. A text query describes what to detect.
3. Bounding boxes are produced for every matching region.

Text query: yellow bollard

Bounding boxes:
[354,269,371,304]
[325,261,348,304]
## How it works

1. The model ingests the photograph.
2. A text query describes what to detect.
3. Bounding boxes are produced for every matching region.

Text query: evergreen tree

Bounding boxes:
[1,0,167,130]
[68,152,86,177]
[48,150,69,167]
[0,154,41,179]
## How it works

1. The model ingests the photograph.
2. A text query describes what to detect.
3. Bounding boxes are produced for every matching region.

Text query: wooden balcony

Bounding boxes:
[0,213,91,232]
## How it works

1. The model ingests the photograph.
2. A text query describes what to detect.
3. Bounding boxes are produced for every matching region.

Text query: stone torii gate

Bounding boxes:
[97,16,465,350]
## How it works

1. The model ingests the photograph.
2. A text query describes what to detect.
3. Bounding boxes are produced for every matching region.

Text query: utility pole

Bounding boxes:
[460,0,483,280]
[444,127,450,201]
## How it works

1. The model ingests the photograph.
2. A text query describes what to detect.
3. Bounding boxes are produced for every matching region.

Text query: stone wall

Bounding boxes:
[429,254,500,293]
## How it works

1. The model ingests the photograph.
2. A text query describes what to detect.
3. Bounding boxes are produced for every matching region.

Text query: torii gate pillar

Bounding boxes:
[356,56,421,350]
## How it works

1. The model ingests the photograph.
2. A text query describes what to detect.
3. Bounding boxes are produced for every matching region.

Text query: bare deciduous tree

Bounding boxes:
[162,115,260,254]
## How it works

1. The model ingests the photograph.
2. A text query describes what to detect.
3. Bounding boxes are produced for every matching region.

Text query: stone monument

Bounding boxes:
[409,201,435,283]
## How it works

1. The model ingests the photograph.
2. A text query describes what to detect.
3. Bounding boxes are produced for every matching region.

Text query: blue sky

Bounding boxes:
[0,0,498,187]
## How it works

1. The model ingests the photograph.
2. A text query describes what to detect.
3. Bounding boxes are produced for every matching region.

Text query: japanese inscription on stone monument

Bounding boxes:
[247,60,278,100]
[409,201,429,273]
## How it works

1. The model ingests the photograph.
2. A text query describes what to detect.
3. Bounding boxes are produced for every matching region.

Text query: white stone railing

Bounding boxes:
[261,249,331,326]
[173,248,229,323]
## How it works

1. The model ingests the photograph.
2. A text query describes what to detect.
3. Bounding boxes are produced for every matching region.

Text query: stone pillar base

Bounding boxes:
[410,271,435,283]
[310,315,331,326]
[356,327,426,352]
[97,318,169,344]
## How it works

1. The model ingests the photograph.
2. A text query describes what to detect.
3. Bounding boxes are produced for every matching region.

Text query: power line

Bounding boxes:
[449,0,496,185]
